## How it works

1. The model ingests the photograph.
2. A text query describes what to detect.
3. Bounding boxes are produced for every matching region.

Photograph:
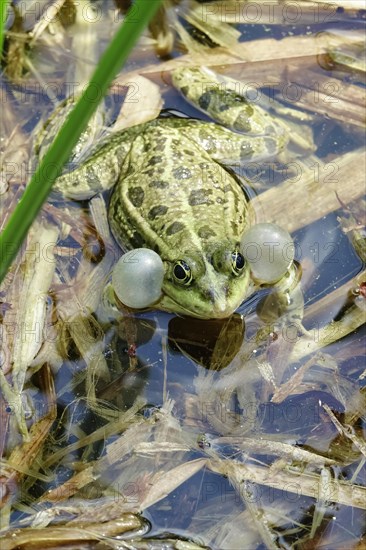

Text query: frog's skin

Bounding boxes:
[44,68,288,319]
[171,66,287,141]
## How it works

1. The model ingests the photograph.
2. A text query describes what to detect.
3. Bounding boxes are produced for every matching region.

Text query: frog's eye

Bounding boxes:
[212,247,246,277]
[173,260,193,286]
[231,251,245,276]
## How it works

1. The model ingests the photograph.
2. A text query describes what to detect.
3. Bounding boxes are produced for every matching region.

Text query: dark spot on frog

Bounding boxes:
[173,167,192,180]
[219,104,230,112]
[131,231,145,248]
[231,221,239,235]
[183,149,195,156]
[233,108,254,132]
[166,222,185,236]
[198,91,212,111]
[198,225,217,239]
[154,243,160,254]
[127,186,144,207]
[188,189,214,206]
[148,205,168,220]
[145,166,165,175]
[153,144,167,153]
[180,85,189,96]
[148,155,163,166]
[155,137,168,147]
[216,196,225,205]
[85,167,101,186]
[149,180,169,189]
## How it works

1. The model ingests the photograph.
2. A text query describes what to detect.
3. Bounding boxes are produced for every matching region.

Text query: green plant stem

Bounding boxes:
[0,0,162,283]
[0,0,8,57]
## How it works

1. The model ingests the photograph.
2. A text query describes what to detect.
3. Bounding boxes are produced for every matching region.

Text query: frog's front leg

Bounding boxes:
[51,131,135,200]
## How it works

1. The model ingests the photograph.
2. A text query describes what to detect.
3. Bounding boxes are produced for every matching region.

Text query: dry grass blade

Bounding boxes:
[209,459,366,510]
[0,512,145,550]
[1,365,56,509]
[215,437,336,466]
[113,75,163,131]
[253,148,366,232]
[0,223,58,438]
[139,458,208,510]
[11,224,59,392]
[42,397,146,470]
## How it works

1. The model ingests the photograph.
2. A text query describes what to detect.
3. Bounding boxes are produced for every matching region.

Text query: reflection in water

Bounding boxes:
[168,314,245,371]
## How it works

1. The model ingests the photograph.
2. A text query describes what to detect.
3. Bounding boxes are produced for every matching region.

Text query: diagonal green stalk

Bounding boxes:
[0,0,8,57]
[0,0,162,283]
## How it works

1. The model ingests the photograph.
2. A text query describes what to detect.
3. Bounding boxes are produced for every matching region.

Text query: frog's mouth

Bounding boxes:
[157,293,237,320]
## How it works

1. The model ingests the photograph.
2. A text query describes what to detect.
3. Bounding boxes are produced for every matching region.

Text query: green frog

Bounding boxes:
[37,67,289,319]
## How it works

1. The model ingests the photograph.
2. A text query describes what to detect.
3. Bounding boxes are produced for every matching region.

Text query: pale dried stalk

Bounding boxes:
[183,2,241,47]
[113,76,163,131]
[42,396,146,469]
[196,0,364,24]
[290,301,366,363]
[139,458,207,510]
[270,355,323,403]
[41,401,196,506]
[2,366,56,518]
[252,148,366,232]
[215,436,336,466]
[210,459,366,509]
[310,467,332,538]
[114,33,342,80]
[0,223,58,438]
[54,247,116,399]
[11,223,58,391]
[38,468,98,504]
[229,477,280,550]
[30,0,68,42]
[0,513,144,550]
[71,0,101,89]
[289,76,366,128]
[301,0,364,8]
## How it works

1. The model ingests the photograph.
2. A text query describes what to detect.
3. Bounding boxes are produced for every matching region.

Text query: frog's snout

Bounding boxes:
[205,287,233,319]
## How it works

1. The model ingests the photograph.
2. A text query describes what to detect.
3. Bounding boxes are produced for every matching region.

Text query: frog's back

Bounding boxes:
[108,123,251,258]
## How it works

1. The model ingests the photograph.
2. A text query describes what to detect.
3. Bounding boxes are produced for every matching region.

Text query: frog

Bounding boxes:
[37,67,290,319]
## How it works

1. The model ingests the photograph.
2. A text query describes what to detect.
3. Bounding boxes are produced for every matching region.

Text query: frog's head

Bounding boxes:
[158,242,253,319]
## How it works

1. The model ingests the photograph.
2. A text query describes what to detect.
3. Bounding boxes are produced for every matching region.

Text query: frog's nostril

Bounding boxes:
[205,289,216,303]
[205,286,229,305]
